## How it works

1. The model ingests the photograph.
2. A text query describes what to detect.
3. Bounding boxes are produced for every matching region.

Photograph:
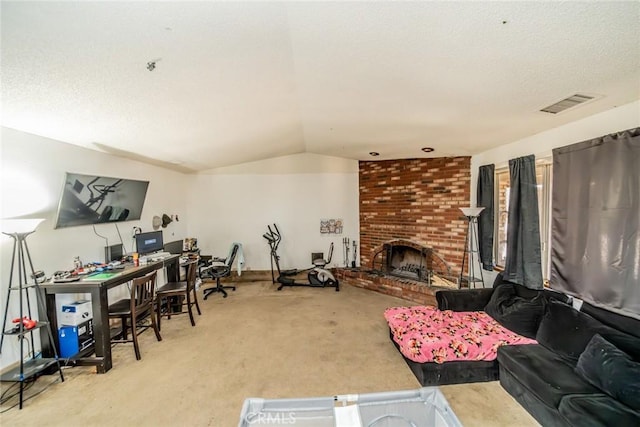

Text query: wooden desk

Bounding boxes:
[39,255,180,374]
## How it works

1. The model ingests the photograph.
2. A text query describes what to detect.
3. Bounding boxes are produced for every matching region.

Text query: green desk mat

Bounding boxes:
[83,271,122,281]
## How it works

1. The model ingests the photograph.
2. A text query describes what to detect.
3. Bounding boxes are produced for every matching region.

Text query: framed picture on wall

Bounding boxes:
[320,218,343,235]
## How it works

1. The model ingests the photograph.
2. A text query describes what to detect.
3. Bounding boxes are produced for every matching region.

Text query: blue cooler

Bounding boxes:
[58,320,94,358]
[58,325,80,357]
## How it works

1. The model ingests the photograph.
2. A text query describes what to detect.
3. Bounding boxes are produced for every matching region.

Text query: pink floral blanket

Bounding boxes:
[384,306,536,364]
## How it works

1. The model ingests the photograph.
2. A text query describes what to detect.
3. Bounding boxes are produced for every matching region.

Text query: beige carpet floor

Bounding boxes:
[1,281,539,426]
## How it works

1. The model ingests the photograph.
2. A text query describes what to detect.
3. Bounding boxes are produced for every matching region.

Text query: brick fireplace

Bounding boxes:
[360,157,470,272]
[344,157,471,304]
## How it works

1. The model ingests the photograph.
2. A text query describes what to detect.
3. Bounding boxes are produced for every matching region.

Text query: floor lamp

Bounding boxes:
[459,207,485,289]
[1,219,64,409]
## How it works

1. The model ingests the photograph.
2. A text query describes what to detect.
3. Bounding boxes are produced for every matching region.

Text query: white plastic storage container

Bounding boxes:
[238,387,462,427]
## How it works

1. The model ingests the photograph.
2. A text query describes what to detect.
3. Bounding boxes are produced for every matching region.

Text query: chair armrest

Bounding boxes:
[436,288,494,312]
[200,263,230,278]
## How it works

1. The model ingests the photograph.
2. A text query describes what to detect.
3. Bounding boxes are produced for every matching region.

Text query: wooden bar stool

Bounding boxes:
[155,260,201,330]
[108,271,162,360]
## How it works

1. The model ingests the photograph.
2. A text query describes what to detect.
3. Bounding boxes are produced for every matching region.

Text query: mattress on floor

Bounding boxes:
[385,305,537,363]
[238,387,462,427]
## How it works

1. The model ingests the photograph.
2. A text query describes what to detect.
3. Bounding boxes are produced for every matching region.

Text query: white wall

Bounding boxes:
[471,100,640,195]
[1,127,190,368]
[186,153,360,271]
[470,100,640,285]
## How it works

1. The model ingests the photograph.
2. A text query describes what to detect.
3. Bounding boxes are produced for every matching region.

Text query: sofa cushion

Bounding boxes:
[536,300,640,362]
[484,283,545,339]
[497,344,598,408]
[559,394,640,427]
[575,334,640,411]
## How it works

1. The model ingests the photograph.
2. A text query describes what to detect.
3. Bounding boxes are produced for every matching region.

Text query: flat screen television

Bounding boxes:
[54,173,149,229]
[135,231,164,255]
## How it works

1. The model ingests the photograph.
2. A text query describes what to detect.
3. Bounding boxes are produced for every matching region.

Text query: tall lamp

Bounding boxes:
[459,207,485,289]
[1,218,45,350]
[1,219,64,409]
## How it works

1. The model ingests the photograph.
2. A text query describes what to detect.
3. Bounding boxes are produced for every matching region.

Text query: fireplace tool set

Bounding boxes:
[342,238,358,267]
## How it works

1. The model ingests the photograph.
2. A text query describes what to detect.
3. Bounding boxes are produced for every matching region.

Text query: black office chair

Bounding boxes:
[108,271,162,360]
[200,243,239,299]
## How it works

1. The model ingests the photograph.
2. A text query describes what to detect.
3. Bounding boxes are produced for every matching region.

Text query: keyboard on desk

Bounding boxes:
[148,252,172,260]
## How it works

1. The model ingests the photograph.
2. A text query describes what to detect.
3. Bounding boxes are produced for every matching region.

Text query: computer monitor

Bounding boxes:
[135,231,164,255]
[163,240,184,255]
[104,243,124,263]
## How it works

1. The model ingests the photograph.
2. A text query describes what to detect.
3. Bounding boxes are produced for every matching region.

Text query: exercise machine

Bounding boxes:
[263,224,339,291]
[263,224,338,291]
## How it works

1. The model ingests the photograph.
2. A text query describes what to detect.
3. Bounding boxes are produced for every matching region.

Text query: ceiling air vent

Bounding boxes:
[540,94,595,114]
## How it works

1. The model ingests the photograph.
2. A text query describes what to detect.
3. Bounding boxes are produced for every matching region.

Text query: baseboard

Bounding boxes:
[201,270,274,283]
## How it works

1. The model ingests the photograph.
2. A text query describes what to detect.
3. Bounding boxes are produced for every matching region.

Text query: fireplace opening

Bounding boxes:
[388,245,431,281]
[371,240,457,287]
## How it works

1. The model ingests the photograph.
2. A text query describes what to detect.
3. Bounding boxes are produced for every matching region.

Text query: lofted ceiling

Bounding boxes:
[2,1,639,173]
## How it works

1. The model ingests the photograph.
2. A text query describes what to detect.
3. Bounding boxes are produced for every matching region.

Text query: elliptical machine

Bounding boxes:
[263,224,339,291]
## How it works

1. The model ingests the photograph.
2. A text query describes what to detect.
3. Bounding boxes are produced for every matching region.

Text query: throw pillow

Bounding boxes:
[485,282,516,305]
[491,272,505,288]
[484,284,545,339]
[575,334,640,411]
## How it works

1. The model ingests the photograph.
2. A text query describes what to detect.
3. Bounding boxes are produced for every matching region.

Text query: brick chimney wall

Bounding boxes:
[359,157,471,276]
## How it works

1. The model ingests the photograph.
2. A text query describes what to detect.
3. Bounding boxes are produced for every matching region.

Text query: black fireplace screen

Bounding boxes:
[372,241,456,287]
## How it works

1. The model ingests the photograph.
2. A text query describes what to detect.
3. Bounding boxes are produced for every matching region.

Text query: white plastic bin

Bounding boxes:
[238,387,462,427]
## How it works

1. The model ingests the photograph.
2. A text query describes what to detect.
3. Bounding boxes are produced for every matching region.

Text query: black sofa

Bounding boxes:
[498,297,640,427]
[434,276,640,427]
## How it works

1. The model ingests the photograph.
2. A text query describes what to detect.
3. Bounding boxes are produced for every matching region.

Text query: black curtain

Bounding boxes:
[551,128,640,318]
[477,164,494,270]
[504,155,543,289]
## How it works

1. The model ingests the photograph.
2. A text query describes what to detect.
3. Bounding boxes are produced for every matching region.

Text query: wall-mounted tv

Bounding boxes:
[54,173,149,229]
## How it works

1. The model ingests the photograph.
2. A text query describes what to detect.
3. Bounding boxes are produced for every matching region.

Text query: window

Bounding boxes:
[494,160,552,280]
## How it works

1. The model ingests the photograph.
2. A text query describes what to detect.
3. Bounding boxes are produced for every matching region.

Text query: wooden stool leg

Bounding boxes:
[193,290,202,315]
[131,314,141,360]
[186,293,195,326]
[156,297,163,332]
[151,309,162,342]
[120,315,128,340]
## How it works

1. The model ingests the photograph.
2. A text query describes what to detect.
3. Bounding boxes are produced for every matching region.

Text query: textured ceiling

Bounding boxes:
[2,1,639,172]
